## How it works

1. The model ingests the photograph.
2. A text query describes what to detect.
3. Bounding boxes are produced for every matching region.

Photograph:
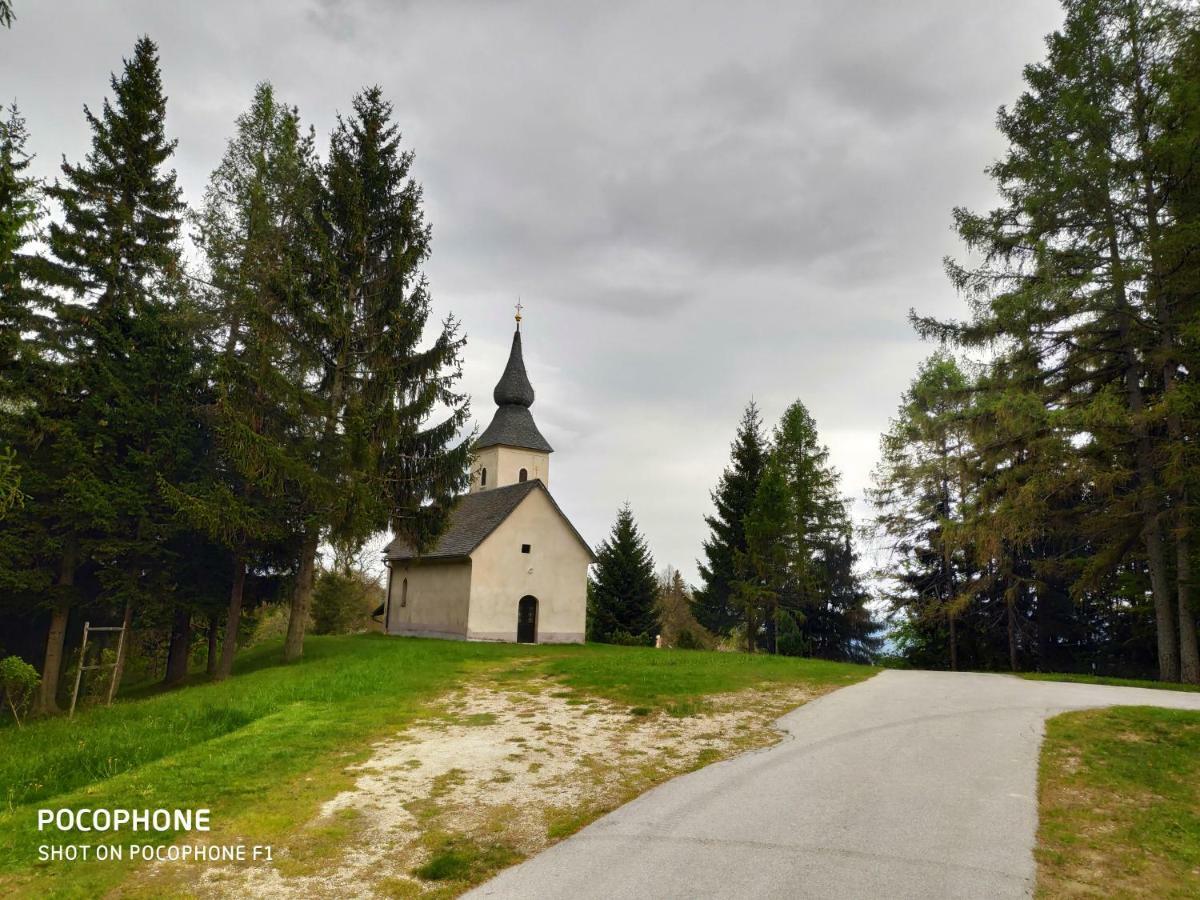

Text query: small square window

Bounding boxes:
[521,544,531,554]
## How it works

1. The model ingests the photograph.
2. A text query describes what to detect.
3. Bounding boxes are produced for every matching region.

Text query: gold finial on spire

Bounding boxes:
[514,298,524,330]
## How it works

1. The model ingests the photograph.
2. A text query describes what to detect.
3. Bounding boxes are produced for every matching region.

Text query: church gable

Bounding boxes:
[469,484,594,566]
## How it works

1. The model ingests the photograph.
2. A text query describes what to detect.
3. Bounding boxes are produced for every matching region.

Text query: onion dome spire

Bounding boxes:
[493,329,535,407]
[475,314,553,453]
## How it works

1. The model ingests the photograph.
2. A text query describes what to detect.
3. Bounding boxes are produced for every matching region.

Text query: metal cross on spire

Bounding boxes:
[514,298,524,330]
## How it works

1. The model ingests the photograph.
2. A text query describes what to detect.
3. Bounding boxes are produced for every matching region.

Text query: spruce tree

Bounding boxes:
[34,35,198,704]
[282,87,472,661]
[869,353,974,671]
[734,457,790,653]
[758,400,877,660]
[695,402,766,634]
[0,105,42,519]
[588,503,658,644]
[0,104,59,606]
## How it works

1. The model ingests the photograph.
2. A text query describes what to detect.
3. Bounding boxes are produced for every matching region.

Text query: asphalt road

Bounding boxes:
[467,669,1200,900]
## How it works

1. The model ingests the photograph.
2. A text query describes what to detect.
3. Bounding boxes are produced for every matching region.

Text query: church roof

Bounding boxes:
[476,405,554,453]
[475,330,553,453]
[383,479,594,562]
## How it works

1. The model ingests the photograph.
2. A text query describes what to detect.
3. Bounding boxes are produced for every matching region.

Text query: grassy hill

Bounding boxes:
[0,635,873,897]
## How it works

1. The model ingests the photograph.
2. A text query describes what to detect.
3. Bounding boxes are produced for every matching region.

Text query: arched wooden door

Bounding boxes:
[517,596,538,644]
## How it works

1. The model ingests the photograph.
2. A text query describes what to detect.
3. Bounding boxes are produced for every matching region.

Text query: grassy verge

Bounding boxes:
[1020,672,1200,693]
[0,635,873,898]
[1037,706,1200,898]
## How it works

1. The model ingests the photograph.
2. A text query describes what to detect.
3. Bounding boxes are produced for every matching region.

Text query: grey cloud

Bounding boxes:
[1,0,1066,581]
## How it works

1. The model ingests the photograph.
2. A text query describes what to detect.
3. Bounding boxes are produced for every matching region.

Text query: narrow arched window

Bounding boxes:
[518,468,528,483]
[401,577,408,608]
[481,467,487,487]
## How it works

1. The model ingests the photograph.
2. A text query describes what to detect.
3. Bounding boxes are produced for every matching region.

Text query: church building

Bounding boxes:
[381,316,594,643]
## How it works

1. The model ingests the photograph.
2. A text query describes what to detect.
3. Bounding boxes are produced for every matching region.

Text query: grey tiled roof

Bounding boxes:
[383,479,594,562]
[476,329,554,453]
[476,405,553,453]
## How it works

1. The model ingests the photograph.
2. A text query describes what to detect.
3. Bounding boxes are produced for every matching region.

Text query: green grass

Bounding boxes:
[0,635,874,898]
[1020,672,1200,693]
[1037,706,1200,898]
[413,832,522,882]
[542,642,869,715]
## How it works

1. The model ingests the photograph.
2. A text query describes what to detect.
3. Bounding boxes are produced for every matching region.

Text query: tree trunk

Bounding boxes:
[764,602,777,655]
[1036,581,1049,671]
[948,613,958,672]
[206,614,220,678]
[36,541,77,714]
[163,607,192,685]
[1103,206,1179,682]
[108,601,133,701]
[1177,532,1199,684]
[1125,16,1193,682]
[216,556,246,680]
[1161,355,1198,683]
[37,604,69,714]
[1127,392,1178,681]
[1007,593,1018,673]
[284,529,320,662]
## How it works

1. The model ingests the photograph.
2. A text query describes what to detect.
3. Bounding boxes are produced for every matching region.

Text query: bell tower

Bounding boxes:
[471,306,553,492]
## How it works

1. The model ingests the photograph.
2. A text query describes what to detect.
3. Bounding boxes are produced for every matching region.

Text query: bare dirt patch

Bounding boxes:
[195,677,821,898]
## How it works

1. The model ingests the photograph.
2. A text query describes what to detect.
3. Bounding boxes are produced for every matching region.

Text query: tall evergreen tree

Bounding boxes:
[180,82,316,679]
[869,353,974,670]
[282,87,471,661]
[734,456,790,652]
[30,35,198,706]
[0,104,43,521]
[918,0,1200,682]
[760,401,878,660]
[695,402,767,634]
[0,103,58,597]
[588,503,658,643]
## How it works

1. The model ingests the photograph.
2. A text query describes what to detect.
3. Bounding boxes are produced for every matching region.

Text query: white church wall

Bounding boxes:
[386,559,472,639]
[470,445,550,493]
[466,489,589,643]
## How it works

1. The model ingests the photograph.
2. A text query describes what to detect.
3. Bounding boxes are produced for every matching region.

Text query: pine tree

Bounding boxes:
[180,82,316,679]
[33,35,198,705]
[734,457,790,653]
[869,353,974,671]
[917,0,1200,681]
[588,503,658,643]
[695,402,766,634]
[0,103,58,597]
[282,87,472,661]
[763,400,877,660]
[0,104,43,520]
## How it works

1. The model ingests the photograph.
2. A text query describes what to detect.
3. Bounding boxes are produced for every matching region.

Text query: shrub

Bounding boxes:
[312,568,382,635]
[608,629,653,647]
[655,567,715,650]
[0,655,40,727]
[776,609,809,658]
[674,627,706,650]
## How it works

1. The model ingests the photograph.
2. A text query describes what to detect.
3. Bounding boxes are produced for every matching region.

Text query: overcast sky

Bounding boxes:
[2,0,1065,582]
